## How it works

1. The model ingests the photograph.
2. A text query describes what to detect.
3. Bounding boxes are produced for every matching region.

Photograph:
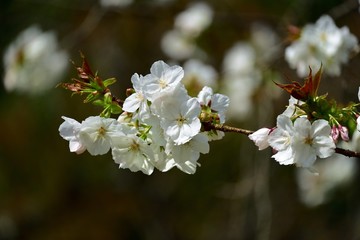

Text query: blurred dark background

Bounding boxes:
[0,0,360,239]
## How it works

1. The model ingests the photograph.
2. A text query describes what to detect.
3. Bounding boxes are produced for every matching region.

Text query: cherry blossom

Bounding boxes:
[285,15,358,77]
[248,128,271,150]
[112,133,155,175]
[166,133,210,174]
[123,73,150,118]
[268,115,335,168]
[78,116,123,156]
[197,86,230,124]
[159,97,201,145]
[58,117,86,154]
[142,60,184,102]
[3,25,68,94]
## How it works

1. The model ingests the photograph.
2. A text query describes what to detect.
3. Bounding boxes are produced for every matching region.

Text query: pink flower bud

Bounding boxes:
[339,125,349,142]
[331,125,339,142]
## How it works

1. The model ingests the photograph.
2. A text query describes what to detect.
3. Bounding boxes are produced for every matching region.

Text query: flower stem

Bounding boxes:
[203,122,254,136]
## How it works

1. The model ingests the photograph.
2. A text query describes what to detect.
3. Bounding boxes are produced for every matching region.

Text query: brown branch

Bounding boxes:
[335,147,360,158]
[203,122,254,136]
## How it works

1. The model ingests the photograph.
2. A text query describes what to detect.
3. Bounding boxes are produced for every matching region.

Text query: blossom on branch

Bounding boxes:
[59,58,230,174]
[248,128,271,150]
[77,116,124,156]
[112,132,155,175]
[249,113,336,169]
[58,117,86,154]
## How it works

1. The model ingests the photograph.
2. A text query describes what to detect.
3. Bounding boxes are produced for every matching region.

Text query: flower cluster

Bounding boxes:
[285,15,358,77]
[249,67,360,171]
[3,25,68,95]
[59,60,229,175]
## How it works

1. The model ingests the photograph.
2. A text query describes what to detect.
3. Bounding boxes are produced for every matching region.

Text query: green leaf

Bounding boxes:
[103,78,117,87]
[92,99,105,106]
[110,104,122,114]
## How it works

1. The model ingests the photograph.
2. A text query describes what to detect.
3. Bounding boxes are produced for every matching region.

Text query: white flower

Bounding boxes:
[222,75,259,120]
[3,25,68,94]
[249,128,271,150]
[100,0,132,8]
[78,116,123,156]
[183,59,218,90]
[296,147,356,207]
[150,81,190,117]
[205,130,225,141]
[161,30,196,61]
[197,86,229,123]
[268,115,295,165]
[112,133,155,175]
[167,133,210,174]
[140,113,168,147]
[269,115,335,168]
[123,73,150,119]
[250,23,280,63]
[221,42,262,121]
[285,15,358,77]
[152,145,176,172]
[142,60,184,101]
[59,116,86,154]
[161,97,201,145]
[222,42,257,76]
[282,96,304,117]
[174,2,213,37]
[292,118,335,168]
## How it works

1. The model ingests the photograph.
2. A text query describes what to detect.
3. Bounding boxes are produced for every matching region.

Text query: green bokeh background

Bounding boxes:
[1,0,360,239]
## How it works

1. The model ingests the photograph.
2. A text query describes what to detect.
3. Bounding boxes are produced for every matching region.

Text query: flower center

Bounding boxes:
[136,92,144,101]
[177,116,186,125]
[158,78,168,89]
[320,32,327,43]
[98,126,107,137]
[130,139,140,152]
[304,136,313,145]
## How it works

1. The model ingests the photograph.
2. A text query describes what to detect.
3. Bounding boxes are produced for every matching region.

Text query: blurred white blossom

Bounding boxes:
[175,2,213,37]
[223,42,257,75]
[3,25,68,95]
[285,15,358,77]
[183,59,218,90]
[100,0,133,8]
[221,24,280,121]
[161,2,213,60]
[222,43,262,120]
[250,23,280,63]
[296,145,357,207]
[161,30,196,60]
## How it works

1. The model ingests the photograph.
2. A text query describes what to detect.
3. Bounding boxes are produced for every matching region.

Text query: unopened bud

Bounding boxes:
[331,125,339,142]
[339,125,349,142]
[126,88,135,97]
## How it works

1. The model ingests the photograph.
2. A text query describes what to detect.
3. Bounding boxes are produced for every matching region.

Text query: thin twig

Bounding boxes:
[335,147,360,158]
[203,122,254,136]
